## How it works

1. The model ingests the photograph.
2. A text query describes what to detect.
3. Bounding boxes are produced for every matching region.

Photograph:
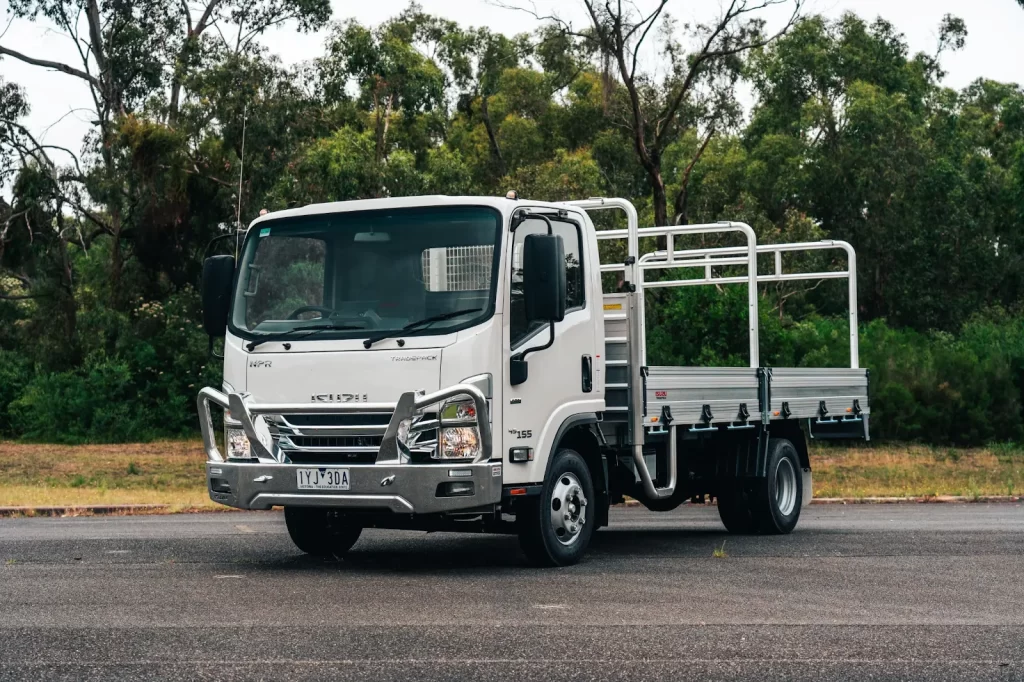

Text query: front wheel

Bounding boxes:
[517,449,596,567]
[283,507,363,557]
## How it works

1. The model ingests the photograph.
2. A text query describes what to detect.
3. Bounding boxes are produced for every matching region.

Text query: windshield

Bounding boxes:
[231,206,501,340]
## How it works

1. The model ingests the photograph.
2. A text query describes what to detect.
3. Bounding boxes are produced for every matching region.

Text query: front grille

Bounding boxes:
[288,435,383,449]
[265,412,438,464]
[285,414,391,427]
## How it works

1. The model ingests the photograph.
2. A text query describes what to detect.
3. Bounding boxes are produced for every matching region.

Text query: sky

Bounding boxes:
[1,0,1023,164]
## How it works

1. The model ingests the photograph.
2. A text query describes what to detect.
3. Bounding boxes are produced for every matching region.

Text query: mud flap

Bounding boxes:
[802,468,813,508]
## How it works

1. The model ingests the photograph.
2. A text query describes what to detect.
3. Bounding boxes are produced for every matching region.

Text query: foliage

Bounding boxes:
[8,289,220,443]
[649,290,1024,445]
[0,7,1022,445]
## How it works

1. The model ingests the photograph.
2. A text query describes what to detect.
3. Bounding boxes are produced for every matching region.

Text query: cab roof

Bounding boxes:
[247,195,576,230]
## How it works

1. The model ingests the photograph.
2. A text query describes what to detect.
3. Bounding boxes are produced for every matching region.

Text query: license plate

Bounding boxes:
[296,468,350,490]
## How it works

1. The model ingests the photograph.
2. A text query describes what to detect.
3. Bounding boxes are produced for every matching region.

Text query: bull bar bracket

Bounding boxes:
[197,384,499,513]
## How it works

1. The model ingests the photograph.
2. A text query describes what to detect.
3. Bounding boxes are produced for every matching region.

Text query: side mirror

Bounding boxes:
[202,255,235,338]
[523,233,566,323]
[511,234,567,386]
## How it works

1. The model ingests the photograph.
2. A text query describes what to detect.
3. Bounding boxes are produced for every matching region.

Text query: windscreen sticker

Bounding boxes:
[259,227,271,238]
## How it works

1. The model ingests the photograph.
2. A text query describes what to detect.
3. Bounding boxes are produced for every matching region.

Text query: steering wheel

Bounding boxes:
[286,305,381,330]
[287,305,337,320]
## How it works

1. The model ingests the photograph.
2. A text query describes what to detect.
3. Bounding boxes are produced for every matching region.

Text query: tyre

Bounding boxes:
[517,449,596,567]
[717,438,803,535]
[717,481,759,534]
[753,438,803,534]
[283,506,363,557]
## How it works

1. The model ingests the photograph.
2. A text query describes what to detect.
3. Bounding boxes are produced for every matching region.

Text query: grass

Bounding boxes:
[812,442,1024,499]
[0,440,1021,513]
[0,440,219,511]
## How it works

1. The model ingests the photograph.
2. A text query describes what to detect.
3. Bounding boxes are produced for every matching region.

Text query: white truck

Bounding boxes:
[197,195,869,566]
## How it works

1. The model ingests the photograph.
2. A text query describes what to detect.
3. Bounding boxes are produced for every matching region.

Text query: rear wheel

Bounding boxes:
[283,506,363,557]
[517,449,596,567]
[717,482,759,534]
[753,438,802,534]
[717,438,803,535]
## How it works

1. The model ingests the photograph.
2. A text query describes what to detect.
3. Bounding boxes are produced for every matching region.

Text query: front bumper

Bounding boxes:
[207,459,502,512]
[197,383,498,514]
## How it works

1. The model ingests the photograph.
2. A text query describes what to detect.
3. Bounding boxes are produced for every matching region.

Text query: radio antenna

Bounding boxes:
[235,103,248,259]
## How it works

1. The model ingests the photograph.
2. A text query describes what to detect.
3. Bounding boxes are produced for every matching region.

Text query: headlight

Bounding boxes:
[434,395,486,460]
[225,426,251,459]
[436,426,480,460]
[440,399,477,421]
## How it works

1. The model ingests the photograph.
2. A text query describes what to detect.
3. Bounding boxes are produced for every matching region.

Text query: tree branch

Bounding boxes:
[0,45,101,87]
[181,0,194,34]
[655,0,802,150]
[673,125,716,224]
[194,0,223,35]
[629,0,667,81]
[84,0,107,75]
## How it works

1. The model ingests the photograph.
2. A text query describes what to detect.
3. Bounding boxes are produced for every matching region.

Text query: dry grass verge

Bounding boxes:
[0,440,1021,512]
[0,441,218,510]
[811,442,1023,499]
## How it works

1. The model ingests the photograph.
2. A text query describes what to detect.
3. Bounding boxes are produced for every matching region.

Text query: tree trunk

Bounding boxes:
[672,127,716,227]
[651,170,669,227]
[674,185,689,227]
[479,94,506,178]
[109,205,124,309]
[58,239,79,357]
[168,78,183,125]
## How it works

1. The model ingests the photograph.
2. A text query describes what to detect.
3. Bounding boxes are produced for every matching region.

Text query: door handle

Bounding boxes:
[581,355,593,393]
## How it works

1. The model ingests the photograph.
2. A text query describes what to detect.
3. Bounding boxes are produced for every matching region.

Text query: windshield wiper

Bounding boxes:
[362,308,483,349]
[246,323,364,351]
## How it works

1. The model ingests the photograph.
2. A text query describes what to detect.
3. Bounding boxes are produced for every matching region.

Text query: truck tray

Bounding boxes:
[643,365,869,430]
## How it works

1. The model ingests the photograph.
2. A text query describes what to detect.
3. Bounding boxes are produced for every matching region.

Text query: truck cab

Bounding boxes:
[198,195,869,566]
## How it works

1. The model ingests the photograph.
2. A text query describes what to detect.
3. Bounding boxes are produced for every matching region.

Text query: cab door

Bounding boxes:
[502,212,602,485]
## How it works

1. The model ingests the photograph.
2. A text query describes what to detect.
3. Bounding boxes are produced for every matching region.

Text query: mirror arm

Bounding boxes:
[204,232,238,259]
[513,320,555,363]
[511,211,554,236]
[534,213,553,235]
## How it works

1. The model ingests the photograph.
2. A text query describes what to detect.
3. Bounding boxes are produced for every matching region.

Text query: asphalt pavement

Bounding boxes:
[1,503,1023,681]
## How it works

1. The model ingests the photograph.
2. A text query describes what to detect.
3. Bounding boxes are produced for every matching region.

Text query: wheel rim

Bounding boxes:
[549,472,587,546]
[772,456,798,517]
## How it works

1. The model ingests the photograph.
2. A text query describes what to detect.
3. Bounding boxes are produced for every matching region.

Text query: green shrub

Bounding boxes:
[645,286,1024,446]
[6,288,221,444]
[11,360,144,443]
[0,350,32,437]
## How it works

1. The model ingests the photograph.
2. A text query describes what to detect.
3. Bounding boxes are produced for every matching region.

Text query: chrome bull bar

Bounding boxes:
[197,384,491,464]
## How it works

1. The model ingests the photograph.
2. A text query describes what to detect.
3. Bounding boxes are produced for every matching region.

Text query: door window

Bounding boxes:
[509,217,585,347]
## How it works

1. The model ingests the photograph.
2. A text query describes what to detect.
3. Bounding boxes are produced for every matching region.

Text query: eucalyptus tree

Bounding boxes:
[0,0,331,304]
[0,79,85,363]
[742,12,1024,330]
[319,12,447,169]
[440,25,532,180]
[524,0,804,226]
